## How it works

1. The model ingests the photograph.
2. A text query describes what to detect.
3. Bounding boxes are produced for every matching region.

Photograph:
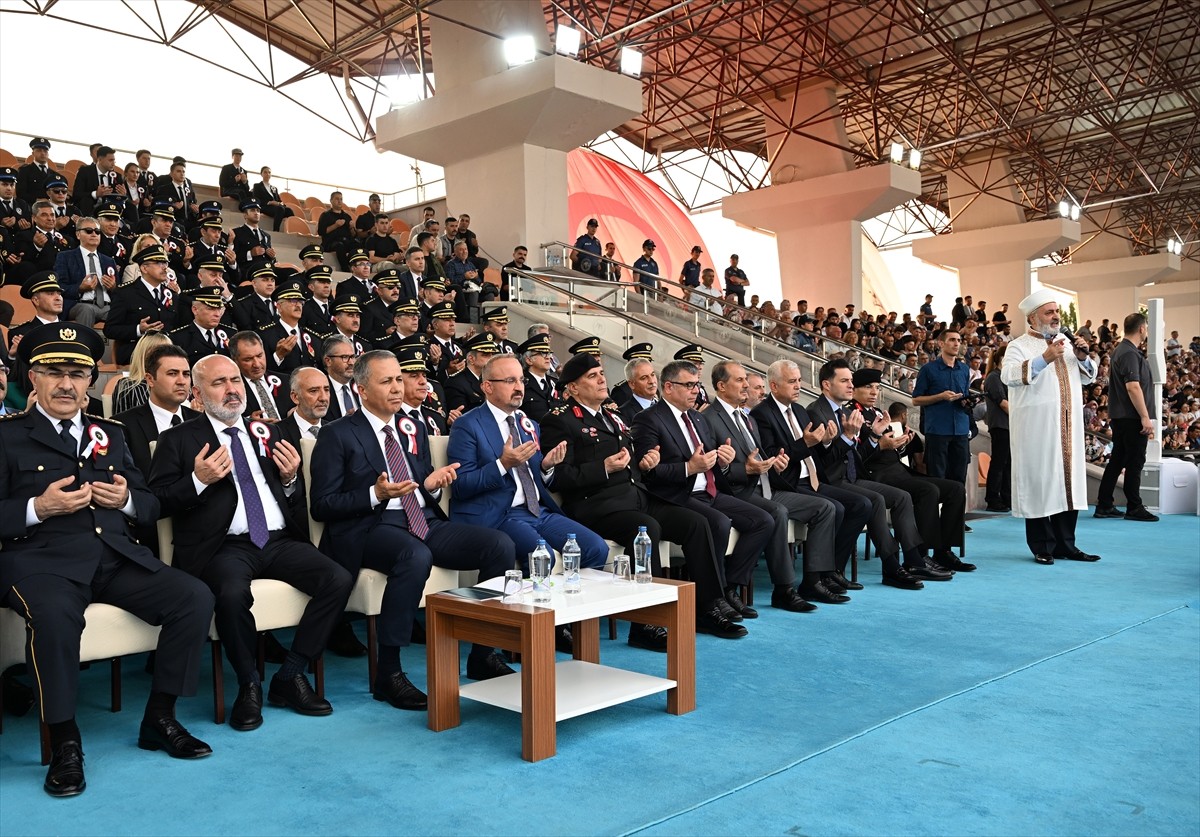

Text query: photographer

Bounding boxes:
[911,328,972,483]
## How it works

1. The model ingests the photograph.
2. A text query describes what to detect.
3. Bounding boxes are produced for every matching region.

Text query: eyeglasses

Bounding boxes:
[77,228,100,235]
[35,368,90,382]
[49,189,67,194]
[325,354,355,362]
[486,377,521,386]
[666,380,700,391]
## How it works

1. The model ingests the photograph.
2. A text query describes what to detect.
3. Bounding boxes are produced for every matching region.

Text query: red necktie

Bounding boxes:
[382,425,429,538]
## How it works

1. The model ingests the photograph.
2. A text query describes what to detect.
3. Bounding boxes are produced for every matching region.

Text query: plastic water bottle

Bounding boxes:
[633,526,653,584]
[562,534,582,595]
[530,540,552,603]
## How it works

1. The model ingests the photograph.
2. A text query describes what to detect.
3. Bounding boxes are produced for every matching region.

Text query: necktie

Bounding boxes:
[207,329,218,349]
[834,408,858,482]
[252,379,280,421]
[171,414,182,427]
[2,200,10,212]
[308,425,320,437]
[506,415,542,516]
[87,252,105,306]
[58,419,76,453]
[682,413,717,498]
[342,384,355,414]
[735,409,771,499]
[39,164,46,174]
[783,408,820,489]
[224,428,270,548]
[177,184,185,202]
[381,426,429,538]
[154,286,163,305]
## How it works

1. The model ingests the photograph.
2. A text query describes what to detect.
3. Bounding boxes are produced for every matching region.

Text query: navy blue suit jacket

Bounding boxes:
[446,403,562,529]
[309,408,446,573]
[53,247,117,316]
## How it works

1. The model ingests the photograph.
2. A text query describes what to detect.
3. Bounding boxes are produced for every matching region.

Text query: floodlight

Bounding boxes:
[908,148,922,170]
[890,143,904,164]
[1058,200,1071,218]
[1070,204,1080,221]
[504,35,536,67]
[555,25,581,57]
[620,47,643,77]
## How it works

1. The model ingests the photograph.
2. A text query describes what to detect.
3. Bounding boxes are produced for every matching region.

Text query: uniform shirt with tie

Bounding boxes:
[193,321,224,350]
[190,414,287,535]
[148,399,186,435]
[664,401,709,494]
[77,245,107,303]
[484,402,548,509]
[24,406,137,526]
[362,408,427,511]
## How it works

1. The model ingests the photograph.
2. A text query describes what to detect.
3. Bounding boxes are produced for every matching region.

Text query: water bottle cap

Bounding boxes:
[536,539,546,546]
[638,526,647,532]
[567,534,576,539]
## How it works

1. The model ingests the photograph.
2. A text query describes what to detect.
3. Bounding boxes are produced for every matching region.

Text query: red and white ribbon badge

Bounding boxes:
[81,424,109,459]
[397,416,419,455]
[266,374,282,395]
[249,420,272,458]
[519,413,538,446]
[216,329,228,348]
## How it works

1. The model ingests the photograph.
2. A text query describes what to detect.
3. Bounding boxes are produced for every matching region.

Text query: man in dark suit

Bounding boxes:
[301,265,336,335]
[311,349,518,706]
[751,359,874,596]
[114,344,200,479]
[427,301,464,384]
[7,200,70,285]
[443,332,496,414]
[260,280,319,374]
[229,330,291,421]
[618,359,658,423]
[630,359,773,628]
[518,333,561,422]
[539,354,744,642]
[359,269,402,342]
[706,360,844,611]
[134,150,157,215]
[153,161,198,231]
[251,167,295,232]
[54,217,117,326]
[674,345,710,408]
[447,353,610,573]
[70,146,123,217]
[231,263,277,332]
[807,358,947,586]
[95,200,134,274]
[219,149,251,204]
[3,323,214,797]
[16,137,54,204]
[395,247,425,302]
[105,245,177,365]
[851,367,972,573]
[321,334,360,420]
[149,353,353,731]
[231,201,276,281]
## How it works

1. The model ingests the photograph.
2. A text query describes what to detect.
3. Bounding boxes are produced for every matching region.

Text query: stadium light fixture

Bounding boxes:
[620,47,643,78]
[555,25,581,57]
[1166,238,1183,255]
[1058,200,1071,218]
[908,148,922,170]
[504,35,536,67]
[1070,203,1081,221]
[889,143,904,164]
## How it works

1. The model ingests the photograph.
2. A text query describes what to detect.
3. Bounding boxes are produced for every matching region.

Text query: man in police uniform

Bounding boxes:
[480,306,520,354]
[674,344,709,408]
[170,286,233,366]
[518,332,561,422]
[260,279,318,374]
[444,332,500,414]
[1,323,215,797]
[610,343,653,407]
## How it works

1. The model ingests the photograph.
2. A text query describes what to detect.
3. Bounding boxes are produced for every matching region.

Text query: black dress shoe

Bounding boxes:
[904,558,953,581]
[262,631,287,665]
[770,586,818,613]
[1125,506,1159,522]
[326,621,367,657]
[373,671,428,710]
[932,550,977,573]
[1061,549,1101,562]
[820,577,847,595]
[628,623,669,651]
[467,650,516,681]
[1034,553,1055,565]
[555,625,574,655]
[268,673,333,716]
[137,716,213,759]
[881,567,924,590]
[800,579,850,604]
[963,524,973,533]
[696,601,748,638]
[985,503,1009,512]
[716,597,743,623]
[229,681,263,731]
[1093,505,1124,519]
[44,741,85,797]
[724,588,758,619]
[827,570,863,591]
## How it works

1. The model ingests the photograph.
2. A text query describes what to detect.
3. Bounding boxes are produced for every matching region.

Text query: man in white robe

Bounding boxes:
[1001,289,1101,565]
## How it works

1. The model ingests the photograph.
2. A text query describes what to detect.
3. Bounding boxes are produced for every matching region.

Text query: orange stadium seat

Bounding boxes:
[0,148,18,167]
[390,218,410,238]
[280,191,298,204]
[63,159,85,175]
[308,206,325,224]
[303,196,325,210]
[284,216,315,236]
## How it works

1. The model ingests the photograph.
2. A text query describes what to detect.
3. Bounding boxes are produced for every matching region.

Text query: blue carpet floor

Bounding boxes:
[2,512,1198,836]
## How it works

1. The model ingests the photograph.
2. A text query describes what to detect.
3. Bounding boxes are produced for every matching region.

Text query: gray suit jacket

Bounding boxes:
[704,399,767,499]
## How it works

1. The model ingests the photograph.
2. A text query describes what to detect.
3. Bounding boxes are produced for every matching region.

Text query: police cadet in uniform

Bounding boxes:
[0,165,33,255]
[675,344,710,408]
[105,245,177,366]
[518,332,561,422]
[261,279,318,374]
[1,323,215,797]
[231,263,278,332]
[16,137,55,205]
[327,293,369,358]
[170,286,233,366]
[359,268,402,343]
[301,264,336,336]
[95,199,134,274]
[426,301,464,385]
[479,306,521,354]
[610,343,653,407]
[444,332,500,414]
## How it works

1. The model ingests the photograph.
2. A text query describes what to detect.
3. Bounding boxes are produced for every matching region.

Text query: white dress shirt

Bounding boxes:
[26,407,136,526]
[148,399,185,435]
[191,414,287,534]
[484,401,542,508]
[665,401,707,494]
[771,396,810,479]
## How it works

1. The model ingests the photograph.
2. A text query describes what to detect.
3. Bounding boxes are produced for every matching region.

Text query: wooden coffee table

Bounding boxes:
[425,571,695,761]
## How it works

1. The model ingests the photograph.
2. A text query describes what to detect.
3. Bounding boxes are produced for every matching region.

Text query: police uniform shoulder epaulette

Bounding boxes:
[258,322,275,332]
[0,410,28,422]
[85,413,125,427]
[169,324,190,334]
[10,318,35,331]
[548,405,569,416]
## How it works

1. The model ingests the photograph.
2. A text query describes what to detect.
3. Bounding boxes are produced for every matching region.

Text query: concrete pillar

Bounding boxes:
[374,0,641,258]
[723,83,920,310]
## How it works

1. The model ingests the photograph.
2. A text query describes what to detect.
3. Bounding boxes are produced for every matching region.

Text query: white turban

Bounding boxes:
[1018,288,1057,317]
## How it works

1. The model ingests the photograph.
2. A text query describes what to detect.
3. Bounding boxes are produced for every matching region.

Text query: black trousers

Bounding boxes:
[831,478,922,564]
[199,532,353,682]
[1025,510,1078,556]
[362,511,515,648]
[567,491,723,604]
[815,483,873,574]
[683,491,774,588]
[1098,417,1149,508]
[985,428,1012,507]
[4,548,214,724]
[873,465,965,551]
[260,203,295,232]
[738,488,838,585]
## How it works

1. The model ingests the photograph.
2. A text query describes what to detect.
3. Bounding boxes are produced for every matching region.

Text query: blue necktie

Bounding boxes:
[835,408,858,482]
[224,427,270,548]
